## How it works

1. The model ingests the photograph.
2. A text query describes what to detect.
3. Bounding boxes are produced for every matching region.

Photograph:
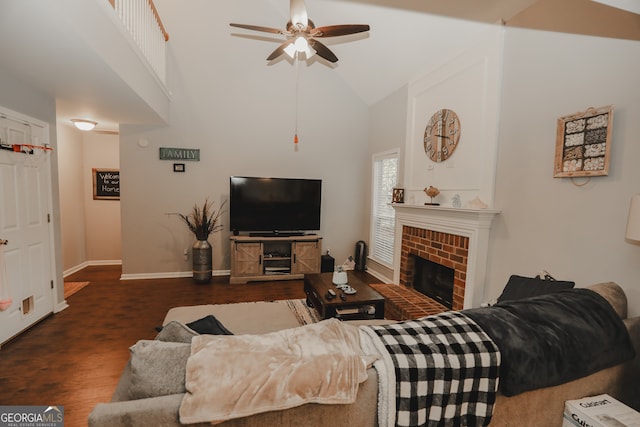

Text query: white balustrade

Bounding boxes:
[113,0,168,84]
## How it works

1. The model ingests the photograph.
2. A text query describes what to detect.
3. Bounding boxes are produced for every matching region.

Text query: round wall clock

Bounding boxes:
[423,109,461,162]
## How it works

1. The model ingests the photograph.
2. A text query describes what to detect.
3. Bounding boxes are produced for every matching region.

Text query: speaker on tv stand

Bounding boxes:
[321,254,335,273]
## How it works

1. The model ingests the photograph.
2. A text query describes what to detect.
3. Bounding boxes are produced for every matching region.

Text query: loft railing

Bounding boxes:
[109,0,169,84]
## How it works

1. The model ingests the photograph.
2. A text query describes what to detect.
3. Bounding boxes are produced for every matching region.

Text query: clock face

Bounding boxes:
[423,109,461,162]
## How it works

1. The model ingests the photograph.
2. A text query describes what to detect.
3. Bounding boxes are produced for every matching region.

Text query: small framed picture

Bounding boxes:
[554,105,613,178]
[392,188,405,203]
[173,163,185,173]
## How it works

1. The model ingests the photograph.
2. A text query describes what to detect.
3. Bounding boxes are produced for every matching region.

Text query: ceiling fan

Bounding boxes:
[230,0,370,63]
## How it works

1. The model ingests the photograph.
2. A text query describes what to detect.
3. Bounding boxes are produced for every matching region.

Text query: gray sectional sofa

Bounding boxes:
[89,282,640,426]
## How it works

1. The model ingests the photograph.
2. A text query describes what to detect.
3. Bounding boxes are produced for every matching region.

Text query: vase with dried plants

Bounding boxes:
[171,199,226,284]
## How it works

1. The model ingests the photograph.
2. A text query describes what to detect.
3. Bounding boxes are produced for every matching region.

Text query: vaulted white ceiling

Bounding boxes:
[0,0,637,132]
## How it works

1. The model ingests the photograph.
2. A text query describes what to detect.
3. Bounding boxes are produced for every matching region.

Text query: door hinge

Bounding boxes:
[47,213,51,223]
[51,280,54,289]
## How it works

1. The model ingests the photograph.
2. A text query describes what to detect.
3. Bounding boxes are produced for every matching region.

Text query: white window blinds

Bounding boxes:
[370,150,399,267]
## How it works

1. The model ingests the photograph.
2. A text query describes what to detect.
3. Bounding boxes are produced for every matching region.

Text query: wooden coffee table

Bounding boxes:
[304,272,385,320]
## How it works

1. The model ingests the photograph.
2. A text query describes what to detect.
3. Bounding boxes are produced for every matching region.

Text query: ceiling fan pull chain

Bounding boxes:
[294,52,300,146]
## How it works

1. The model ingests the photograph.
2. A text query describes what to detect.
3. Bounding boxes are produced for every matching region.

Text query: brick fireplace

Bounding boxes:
[392,204,499,309]
[400,226,468,311]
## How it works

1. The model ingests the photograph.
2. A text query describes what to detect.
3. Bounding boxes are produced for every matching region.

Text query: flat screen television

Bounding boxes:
[229,176,322,235]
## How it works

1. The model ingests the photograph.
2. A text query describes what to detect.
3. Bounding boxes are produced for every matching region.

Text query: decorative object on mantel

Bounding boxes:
[554,105,613,178]
[468,197,488,209]
[424,108,461,163]
[170,199,226,284]
[392,188,405,203]
[626,194,640,242]
[452,194,462,208]
[424,186,440,206]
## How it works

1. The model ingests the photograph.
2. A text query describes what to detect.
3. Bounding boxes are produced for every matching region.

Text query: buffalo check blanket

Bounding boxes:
[359,311,501,427]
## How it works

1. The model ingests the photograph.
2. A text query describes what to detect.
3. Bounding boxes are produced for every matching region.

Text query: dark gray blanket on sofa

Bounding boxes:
[464,288,636,396]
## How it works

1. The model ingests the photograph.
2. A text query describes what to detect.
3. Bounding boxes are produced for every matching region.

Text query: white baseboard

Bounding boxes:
[63,260,122,278]
[120,269,231,281]
[55,300,69,313]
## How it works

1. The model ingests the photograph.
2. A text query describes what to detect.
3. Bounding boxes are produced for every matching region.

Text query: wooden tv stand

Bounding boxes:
[229,235,322,284]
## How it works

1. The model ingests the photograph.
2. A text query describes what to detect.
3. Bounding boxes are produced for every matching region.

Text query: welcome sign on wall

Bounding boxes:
[93,168,120,200]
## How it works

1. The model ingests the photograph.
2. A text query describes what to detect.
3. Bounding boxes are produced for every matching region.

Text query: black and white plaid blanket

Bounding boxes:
[359,312,500,427]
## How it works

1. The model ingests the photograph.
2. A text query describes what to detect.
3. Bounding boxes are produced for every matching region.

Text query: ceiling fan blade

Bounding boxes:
[290,0,308,30]
[230,23,284,35]
[312,24,370,38]
[267,40,294,61]
[308,38,338,63]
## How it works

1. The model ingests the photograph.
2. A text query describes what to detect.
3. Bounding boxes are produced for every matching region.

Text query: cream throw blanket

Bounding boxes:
[179,318,376,425]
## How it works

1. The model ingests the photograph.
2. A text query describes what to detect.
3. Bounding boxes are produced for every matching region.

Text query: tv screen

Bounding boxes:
[230,176,322,234]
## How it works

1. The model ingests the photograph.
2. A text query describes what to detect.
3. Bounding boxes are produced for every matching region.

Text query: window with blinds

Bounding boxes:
[370,149,399,267]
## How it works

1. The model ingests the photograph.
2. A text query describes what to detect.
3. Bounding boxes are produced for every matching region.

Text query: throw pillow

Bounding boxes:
[128,340,190,400]
[186,315,233,335]
[497,275,575,303]
[155,321,199,343]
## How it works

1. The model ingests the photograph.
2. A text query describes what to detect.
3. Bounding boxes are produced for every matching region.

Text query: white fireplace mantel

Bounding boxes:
[392,204,500,309]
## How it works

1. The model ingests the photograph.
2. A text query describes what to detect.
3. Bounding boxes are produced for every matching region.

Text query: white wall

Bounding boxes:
[403,28,504,208]
[366,86,408,281]
[119,0,370,276]
[56,125,121,272]
[57,123,87,272]
[488,28,640,316]
[382,25,640,316]
[82,132,121,262]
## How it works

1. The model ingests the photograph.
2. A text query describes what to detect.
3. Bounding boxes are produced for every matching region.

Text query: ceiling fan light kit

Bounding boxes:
[229,0,370,63]
[283,36,315,59]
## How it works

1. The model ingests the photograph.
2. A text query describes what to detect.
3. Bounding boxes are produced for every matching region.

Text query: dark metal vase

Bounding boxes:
[192,240,212,284]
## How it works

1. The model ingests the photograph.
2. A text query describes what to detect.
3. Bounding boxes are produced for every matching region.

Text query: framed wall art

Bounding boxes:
[93,168,120,200]
[554,105,613,178]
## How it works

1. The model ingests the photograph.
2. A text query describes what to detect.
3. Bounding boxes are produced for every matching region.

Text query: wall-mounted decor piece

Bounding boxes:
[424,108,461,163]
[554,105,613,178]
[392,188,405,203]
[173,163,185,172]
[159,147,200,161]
[93,168,120,200]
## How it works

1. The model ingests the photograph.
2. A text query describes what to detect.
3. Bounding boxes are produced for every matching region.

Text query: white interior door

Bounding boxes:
[0,111,54,346]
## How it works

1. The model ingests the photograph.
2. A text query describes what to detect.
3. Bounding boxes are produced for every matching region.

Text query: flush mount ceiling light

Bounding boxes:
[71,119,98,131]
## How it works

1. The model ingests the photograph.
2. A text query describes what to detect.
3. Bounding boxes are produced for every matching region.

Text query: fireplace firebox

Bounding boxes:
[411,254,454,309]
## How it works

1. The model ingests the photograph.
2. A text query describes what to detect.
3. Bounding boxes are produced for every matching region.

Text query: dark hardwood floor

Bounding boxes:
[1,265,372,426]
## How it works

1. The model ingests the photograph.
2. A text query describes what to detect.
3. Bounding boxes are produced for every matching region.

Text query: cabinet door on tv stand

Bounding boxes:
[292,241,321,274]
[231,242,262,276]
